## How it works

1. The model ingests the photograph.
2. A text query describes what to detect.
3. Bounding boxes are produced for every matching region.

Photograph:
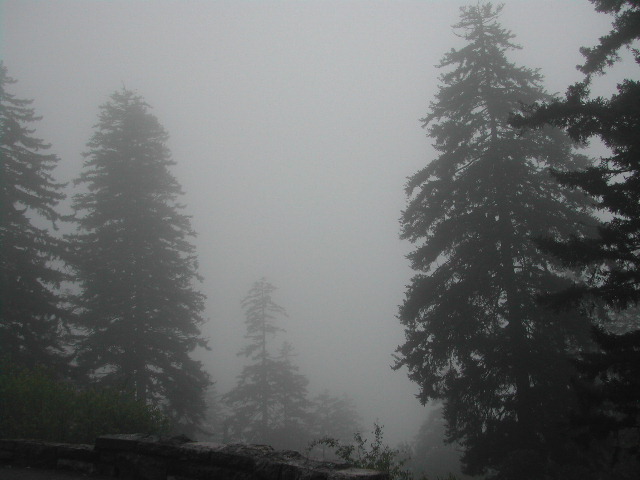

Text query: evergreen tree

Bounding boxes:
[0,63,68,370]
[200,383,224,442]
[410,406,468,480]
[310,390,362,443]
[569,327,640,478]
[394,4,595,478]
[515,0,640,313]
[224,278,287,443]
[270,341,312,450]
[513,1,640,476]
[69,88,209,434]
[306,389,362,461]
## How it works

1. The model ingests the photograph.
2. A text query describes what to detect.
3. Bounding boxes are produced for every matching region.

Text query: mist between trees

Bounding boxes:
[1,1,639,480]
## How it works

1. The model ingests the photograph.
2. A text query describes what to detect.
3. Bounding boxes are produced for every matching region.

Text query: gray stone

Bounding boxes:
[56,443,95,462]
[329,468,389,480]
[94,433,147,452]
[168,463,255,480]
[0,450,15,462]
[0,437,389,480]
[56,457,96,474]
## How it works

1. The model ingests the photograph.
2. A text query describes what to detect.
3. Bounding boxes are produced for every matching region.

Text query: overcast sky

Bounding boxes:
[1,0,624,445]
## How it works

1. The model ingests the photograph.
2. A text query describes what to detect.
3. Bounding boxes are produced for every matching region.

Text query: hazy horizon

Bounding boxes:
[1,0,627,446]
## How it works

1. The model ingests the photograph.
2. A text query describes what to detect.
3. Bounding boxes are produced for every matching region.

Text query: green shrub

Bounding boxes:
[0,361,170,443]
[308,423,414,480]
[307,423,459,480]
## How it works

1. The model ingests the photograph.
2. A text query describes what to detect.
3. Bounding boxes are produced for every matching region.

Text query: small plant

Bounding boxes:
[307,422,413,480]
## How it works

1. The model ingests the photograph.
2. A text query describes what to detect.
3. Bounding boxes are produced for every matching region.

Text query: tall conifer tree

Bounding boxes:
[516,0,640,313]
[224,278,287,443]
[224,278,311,446]
[310,390,362,443]
[70,88,209,433]
[513,1,640,475]
[0,63,68,369]
[270,341,312,450]
[410,406,465,480]
[394,4,595,478]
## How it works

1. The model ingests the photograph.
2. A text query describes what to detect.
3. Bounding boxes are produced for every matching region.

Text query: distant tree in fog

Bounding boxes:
[0,63,69,370]
[224,280,316,449]
[410,406,467,480]
[513,0,640,476]
[224,278,290,443]
[269,341,313,450]
[394,3,596,478]
[69,88,209,435]
[200,383,223,442]
[309,389,362,443]
[305,389,362,461]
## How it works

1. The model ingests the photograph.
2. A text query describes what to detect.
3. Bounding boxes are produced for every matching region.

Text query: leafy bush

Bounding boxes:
[308,423,414,480]
[0,362,170,443]
[307,423,459,480]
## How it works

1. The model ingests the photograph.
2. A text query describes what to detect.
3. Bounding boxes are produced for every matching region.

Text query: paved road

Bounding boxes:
[0,466,111,479]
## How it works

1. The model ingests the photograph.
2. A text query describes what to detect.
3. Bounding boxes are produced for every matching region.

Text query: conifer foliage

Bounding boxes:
[224,278,286,443]
[271,341,312,450]
[410,406,465,480]
[69,89,209,433]
[0,63,68,369]
[517,1,640,312]
[310,390,362,444]
[513,1,640,475]
[224,278,311,448]
[394,4,595,478]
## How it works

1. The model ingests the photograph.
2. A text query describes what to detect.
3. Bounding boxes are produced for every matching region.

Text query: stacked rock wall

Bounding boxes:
[0,434,388,480]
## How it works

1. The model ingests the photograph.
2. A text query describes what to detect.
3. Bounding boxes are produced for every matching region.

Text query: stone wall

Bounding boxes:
[0,434,388,480]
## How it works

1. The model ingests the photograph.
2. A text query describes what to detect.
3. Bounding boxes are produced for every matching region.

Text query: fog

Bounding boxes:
[1,0,619,445]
